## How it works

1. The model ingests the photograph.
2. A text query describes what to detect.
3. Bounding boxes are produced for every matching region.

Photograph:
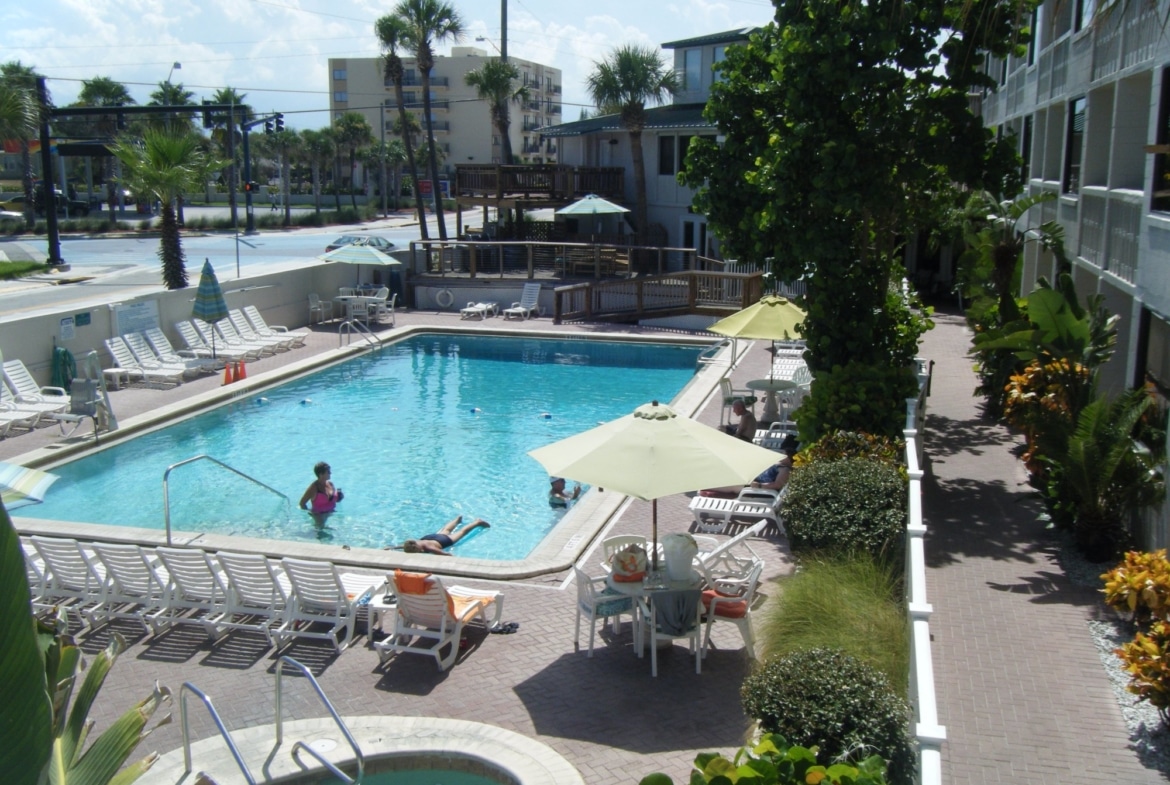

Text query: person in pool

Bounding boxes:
[549,477,581,508]
[401,515,491,555]
[299,461,343,521]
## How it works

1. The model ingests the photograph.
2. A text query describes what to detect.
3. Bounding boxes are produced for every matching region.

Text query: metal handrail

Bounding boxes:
[163,455,290,545]
[179,682,257,784]
[275,656,364,784]
[338,317,379,349]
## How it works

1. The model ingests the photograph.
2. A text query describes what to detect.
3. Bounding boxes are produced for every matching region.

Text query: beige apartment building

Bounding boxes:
[328,47,561,181]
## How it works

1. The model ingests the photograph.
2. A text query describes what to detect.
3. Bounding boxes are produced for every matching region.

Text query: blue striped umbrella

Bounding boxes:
[192,259,228,358]
[0,461,59,509]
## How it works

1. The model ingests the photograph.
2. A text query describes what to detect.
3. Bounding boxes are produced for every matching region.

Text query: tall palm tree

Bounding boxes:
[110,129,224,289]
[208,87,250,226]
[464,59,528,165]
[300,128,335,215]
[360,139,407,215]
[0,83,37,219]
[332,112,374,210]
[269,128,301,226]
[147,81,196,131]
[0,61,46,231]
[76,76,135,226]
[586,44,678,242]
[375,12,430,238]
[394,0,464,241]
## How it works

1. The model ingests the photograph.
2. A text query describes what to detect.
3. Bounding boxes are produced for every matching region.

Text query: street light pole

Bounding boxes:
[380,104,388,218]
[501,0,507,62]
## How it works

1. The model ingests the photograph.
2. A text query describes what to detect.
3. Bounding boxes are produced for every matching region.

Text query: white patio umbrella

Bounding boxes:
[528,400,777,570]
[555,194,630,239]
[319,244,402,287]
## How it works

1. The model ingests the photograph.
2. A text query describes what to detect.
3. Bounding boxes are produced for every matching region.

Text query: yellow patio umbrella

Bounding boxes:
[527,400,777,570]
[708,294,806,341]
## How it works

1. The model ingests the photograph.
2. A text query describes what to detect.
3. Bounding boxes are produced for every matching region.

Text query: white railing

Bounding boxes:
[906,365,943,785]
[1106,193,1141,284]
[1079,190,1107,267]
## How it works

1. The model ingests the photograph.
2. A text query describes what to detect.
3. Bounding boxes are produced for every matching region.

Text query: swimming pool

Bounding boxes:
[23,334,702,559]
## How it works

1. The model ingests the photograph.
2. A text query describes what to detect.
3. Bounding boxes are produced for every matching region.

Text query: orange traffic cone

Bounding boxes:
[223,361,234,386]
[236,359,247,380]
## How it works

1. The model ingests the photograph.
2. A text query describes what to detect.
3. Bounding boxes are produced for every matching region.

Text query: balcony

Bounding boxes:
[454,164,624,202]
[522,120,543,131]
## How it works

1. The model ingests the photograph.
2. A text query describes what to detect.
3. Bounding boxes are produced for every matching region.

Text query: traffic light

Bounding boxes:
[274,113,284,133]
[263,119,273,135]
[243,181,254,193]
[201,99,213,129]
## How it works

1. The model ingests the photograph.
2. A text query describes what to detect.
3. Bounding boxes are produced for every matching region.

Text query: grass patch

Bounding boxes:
[758,550,908,691]
[0,260,51,279]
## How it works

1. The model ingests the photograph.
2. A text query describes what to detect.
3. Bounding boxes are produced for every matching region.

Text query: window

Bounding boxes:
[684,49,702,90]
[333,91,348,102]
[1027,7,1037,65]
[659,136,676,175]
[677,134,693,173]
[1075,0,1096,32]
[333,68,347,81]
[1063,97,1085,194]
[1153,69,1170,212]
[1021,116,1033,184]
[714,45,727,82]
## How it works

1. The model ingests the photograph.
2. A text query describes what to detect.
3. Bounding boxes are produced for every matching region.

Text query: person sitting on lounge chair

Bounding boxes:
[401,515,490,555]
[700,435,798,498]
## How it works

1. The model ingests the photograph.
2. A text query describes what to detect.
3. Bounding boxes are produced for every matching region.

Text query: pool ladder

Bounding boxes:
[338,316,381,350]
[180,656,364,784]
[162,455,291,546]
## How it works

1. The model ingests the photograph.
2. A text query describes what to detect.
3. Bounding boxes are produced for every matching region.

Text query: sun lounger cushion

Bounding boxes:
[701,589,748,618]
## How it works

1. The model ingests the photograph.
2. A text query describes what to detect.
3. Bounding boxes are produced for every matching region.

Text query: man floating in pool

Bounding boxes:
[400,515,491,556]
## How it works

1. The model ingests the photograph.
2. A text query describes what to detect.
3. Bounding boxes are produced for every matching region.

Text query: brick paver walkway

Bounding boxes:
[922,310,1159,784]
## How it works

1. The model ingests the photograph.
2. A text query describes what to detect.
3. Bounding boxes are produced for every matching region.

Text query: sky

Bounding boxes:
[0,0,775,131]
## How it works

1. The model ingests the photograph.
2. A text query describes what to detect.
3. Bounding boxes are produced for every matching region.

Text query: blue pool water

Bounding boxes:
[24,335,701,558]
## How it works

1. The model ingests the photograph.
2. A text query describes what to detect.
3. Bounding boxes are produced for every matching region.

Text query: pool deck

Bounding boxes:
[7,306,1161,784]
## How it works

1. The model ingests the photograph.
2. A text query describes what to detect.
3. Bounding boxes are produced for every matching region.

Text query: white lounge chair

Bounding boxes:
[103,337,184,388]
[145,327,225,370]
[30,535,107,628]
[0,400,43,433]
[243,305,308,346]
[175,321,258,363]
[212,318,282,355]
[2,360,70,414]
[123,331,213,377]
[573,566,637,658]
[89,542,170,632]
[228,309,297,352]
[460,301,498,320]
[502,283,542,320]
[153,547,231,639]
[375,569,504,671]
[214,551,290,646]
[688,488,786,537]
[278,557,379,653]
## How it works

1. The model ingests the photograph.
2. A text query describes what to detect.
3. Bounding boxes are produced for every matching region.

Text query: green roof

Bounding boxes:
[660,27,759,49]
[540,103,711,138]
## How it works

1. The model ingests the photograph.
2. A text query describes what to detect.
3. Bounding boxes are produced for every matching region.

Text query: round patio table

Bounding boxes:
[744,378,798,425]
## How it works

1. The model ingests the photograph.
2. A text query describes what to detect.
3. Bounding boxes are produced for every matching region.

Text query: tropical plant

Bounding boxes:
[1040,388,1166,560]
[376,12,429,237]
[76,76,135,226]
[639,734,890,785]
[1116,620,1170,725]
[300,128,335,215]
[207,87,251,226]
[0,61,47,231]
[741,649,915,784]
[0,504,171,785]
[331,112,374,211]
[394,0,464,241]
[360,139,407,213]
[585,44,678,243]
[146,81,196,131]
[464,59,528,164]
[1102,549,1170,625]
[783,458,907,558]
[110,129,225,289]
[268,129,301,226]
[680,0,1026,441]
[791,430,903,470]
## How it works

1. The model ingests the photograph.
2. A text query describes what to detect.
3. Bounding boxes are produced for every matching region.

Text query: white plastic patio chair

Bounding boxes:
[701,559,764,660]
[124,331,213,377]
[573,566,637,658]
[175,321,257,362]
[2,360,70,414]
[89,542,171,632]
[213,318,282,355]
[104,337,184,388]
[308,293,334,324]
[213,551,290,647]
[717,377,757,425]
[228,309,296,351]
[375,570,504,671]
[279,557,380,653]
[599,534,648,574]
[243,305,308,346]
[638,587,704,677]
[152,547,232,639]
[30,535,107,628]
[502,283,542,320]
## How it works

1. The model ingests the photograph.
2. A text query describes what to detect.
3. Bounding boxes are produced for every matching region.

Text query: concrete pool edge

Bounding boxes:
[137,714,586,785]
[11,326,740,580]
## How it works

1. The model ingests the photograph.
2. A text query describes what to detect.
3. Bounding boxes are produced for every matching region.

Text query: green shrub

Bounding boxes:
[758,551,907,686]
[741,649,915,785]
[792,430,903,470]
[784,458,906,556]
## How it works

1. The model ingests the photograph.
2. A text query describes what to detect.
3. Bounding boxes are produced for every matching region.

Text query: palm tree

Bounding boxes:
[76,76,135,226]
[0,61,46,231]
[332,112,374,210]
[110,129,224,289]
[269,128,301,226]
[586,44,678,242]
[208,87,250,226]
[375,12,430,238]
[394,0,464,241]
[464,59,528,164]
[147,81,196,131]
[0,84,37,215]
[360,139,407,215]
[300,128,335,215]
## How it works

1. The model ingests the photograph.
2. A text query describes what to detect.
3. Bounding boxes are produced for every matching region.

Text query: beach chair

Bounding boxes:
[145,326,225,370]
[89,542,170,632]
[152,547,231,639]
[228,309,297,352]
[0,400,43,433]
[124,331,213,377]
[104,337,184,388]
[502,283,542,320]
[688,488,785,537]
[2,360,70,414]
[213,551,290,647]
[242,305,308,346]
[30,535,107,628]
[188,319,270,359]
[278,557,379,653]
[460,301,498,320]
[573,566,637,658]
[212,318,282,355]
[375,570,504,671]
[701,559,764,660]
[175,321,258,362]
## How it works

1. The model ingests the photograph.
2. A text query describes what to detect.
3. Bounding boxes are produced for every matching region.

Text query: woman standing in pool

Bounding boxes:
[401,515,490,555]
[299,461,343,521]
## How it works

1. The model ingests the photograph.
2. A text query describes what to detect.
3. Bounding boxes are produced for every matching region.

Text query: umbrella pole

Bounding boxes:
[651,498,658,572]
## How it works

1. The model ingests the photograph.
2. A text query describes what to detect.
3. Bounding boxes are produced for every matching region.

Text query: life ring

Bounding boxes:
[435,288,454,309]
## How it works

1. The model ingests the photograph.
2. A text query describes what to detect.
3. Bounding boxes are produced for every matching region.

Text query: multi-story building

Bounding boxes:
[328,47,561,179]
[978,0,1169,543]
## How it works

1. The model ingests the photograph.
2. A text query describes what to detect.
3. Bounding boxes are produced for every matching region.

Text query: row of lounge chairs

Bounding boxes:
[23,536,382,653]
[1,359,72,437]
